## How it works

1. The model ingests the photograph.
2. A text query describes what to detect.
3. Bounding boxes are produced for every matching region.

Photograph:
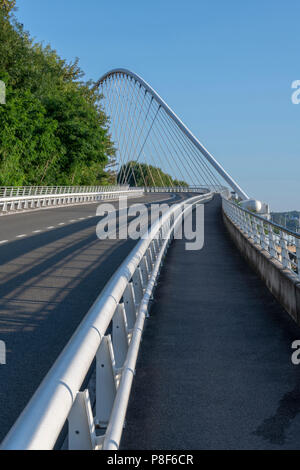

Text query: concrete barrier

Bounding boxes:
[223,211,300,324]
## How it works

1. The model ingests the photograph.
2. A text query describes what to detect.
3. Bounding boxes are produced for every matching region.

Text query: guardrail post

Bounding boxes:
[146,247,154,272]
[269,228,277,259]
[253,219,259,245]
[241,211,247,234]
[150,239,158,259]
[259,220,266,250]
[95,335,117,428]
[139,256,150,287]
[123,283,137,330]
[280,232,291,269]
[132,268,144,306]
[68,390,97,450]
[245,213,252,239]
[112,304,129,369]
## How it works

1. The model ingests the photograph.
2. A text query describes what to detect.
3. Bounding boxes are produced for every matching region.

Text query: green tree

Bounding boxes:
[0,0,16,16]
[0,4,115,186]
[117,161,188,187]
[173,179,189,187]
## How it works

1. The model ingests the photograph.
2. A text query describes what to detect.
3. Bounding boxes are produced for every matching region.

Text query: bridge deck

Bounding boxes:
[0,192,183,444]
[122,196,300,450]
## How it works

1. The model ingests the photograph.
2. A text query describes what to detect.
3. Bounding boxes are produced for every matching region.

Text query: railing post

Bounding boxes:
[132,268,144,306]
[68,390,97,450]
[123,282,137,330]
[259,220,266,250]
[112,304,129,369]
[139,256,150,288]
[269,228,277,259]
[146,247,154,272]
[95,335,117,428]
[280,231,291,270]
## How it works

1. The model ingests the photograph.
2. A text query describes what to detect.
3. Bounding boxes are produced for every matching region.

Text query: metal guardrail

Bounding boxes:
[145,186,207,193]
[0,185,130,197]
[0,185,144,214]
[222,197,300,278]
[1,192,213,450]
[145,185,228,194]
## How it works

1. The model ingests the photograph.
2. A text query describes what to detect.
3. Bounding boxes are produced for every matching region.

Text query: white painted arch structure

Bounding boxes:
[97,68,249,201]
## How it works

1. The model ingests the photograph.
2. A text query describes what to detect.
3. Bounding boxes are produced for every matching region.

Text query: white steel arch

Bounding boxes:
[97,68,249,200]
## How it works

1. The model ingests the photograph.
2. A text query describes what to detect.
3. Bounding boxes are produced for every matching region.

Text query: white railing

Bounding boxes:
[0,185,144,214]
[222,197,300,279]
[0,185,128,198]
[144,185,230,196]
[1,192,213,450]
[145,186,208,193]
[145,185,229,194]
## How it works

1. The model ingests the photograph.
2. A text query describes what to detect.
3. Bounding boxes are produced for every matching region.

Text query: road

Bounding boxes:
[122,196,300,450]
[0,192,186,443]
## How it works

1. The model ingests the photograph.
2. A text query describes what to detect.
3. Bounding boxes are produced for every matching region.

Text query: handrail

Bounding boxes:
[1,192,213,450]
[222,197,300,277]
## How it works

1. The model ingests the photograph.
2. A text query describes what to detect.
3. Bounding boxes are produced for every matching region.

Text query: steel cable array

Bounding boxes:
[97,69,249,199]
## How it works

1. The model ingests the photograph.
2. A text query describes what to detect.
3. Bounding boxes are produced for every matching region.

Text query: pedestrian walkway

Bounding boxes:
[122,196,300,450]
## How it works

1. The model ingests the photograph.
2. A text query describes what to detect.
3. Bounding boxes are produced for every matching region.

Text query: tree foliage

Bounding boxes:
[0,3,115,186]
[117,161,188,187]
[0,0,16,16]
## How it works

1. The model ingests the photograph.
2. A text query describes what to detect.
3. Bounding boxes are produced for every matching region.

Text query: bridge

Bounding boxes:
[0,69,300,450]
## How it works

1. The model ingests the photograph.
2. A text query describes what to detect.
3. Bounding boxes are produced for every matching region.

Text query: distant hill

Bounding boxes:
[271,211,300,232]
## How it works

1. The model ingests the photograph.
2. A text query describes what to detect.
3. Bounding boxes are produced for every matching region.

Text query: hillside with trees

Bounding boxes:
[0,1,189,188]
[0,0,115,186]
[117,161,188,187]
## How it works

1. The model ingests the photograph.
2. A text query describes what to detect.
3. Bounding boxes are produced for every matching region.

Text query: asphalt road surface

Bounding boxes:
[0,192,187,443]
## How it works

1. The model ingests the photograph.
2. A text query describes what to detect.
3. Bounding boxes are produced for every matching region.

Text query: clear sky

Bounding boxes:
[15,0,300,211]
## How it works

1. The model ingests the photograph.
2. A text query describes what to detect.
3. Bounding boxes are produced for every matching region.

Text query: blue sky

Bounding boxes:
[16,0,300,211]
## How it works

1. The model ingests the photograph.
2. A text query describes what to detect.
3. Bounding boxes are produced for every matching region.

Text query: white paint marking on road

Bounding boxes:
[0,240,8,245]
[33,230,42,233]
[47,226,55,229]
[58,223,65,226]
[69,219,76,222]
[88,216,93,218]
[16,234,26,238]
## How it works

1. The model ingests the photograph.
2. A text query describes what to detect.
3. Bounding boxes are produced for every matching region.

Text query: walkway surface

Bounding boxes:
[122,196,300,450]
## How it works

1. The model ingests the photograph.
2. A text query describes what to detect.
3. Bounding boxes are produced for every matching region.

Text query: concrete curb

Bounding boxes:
[223,211,300,324]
